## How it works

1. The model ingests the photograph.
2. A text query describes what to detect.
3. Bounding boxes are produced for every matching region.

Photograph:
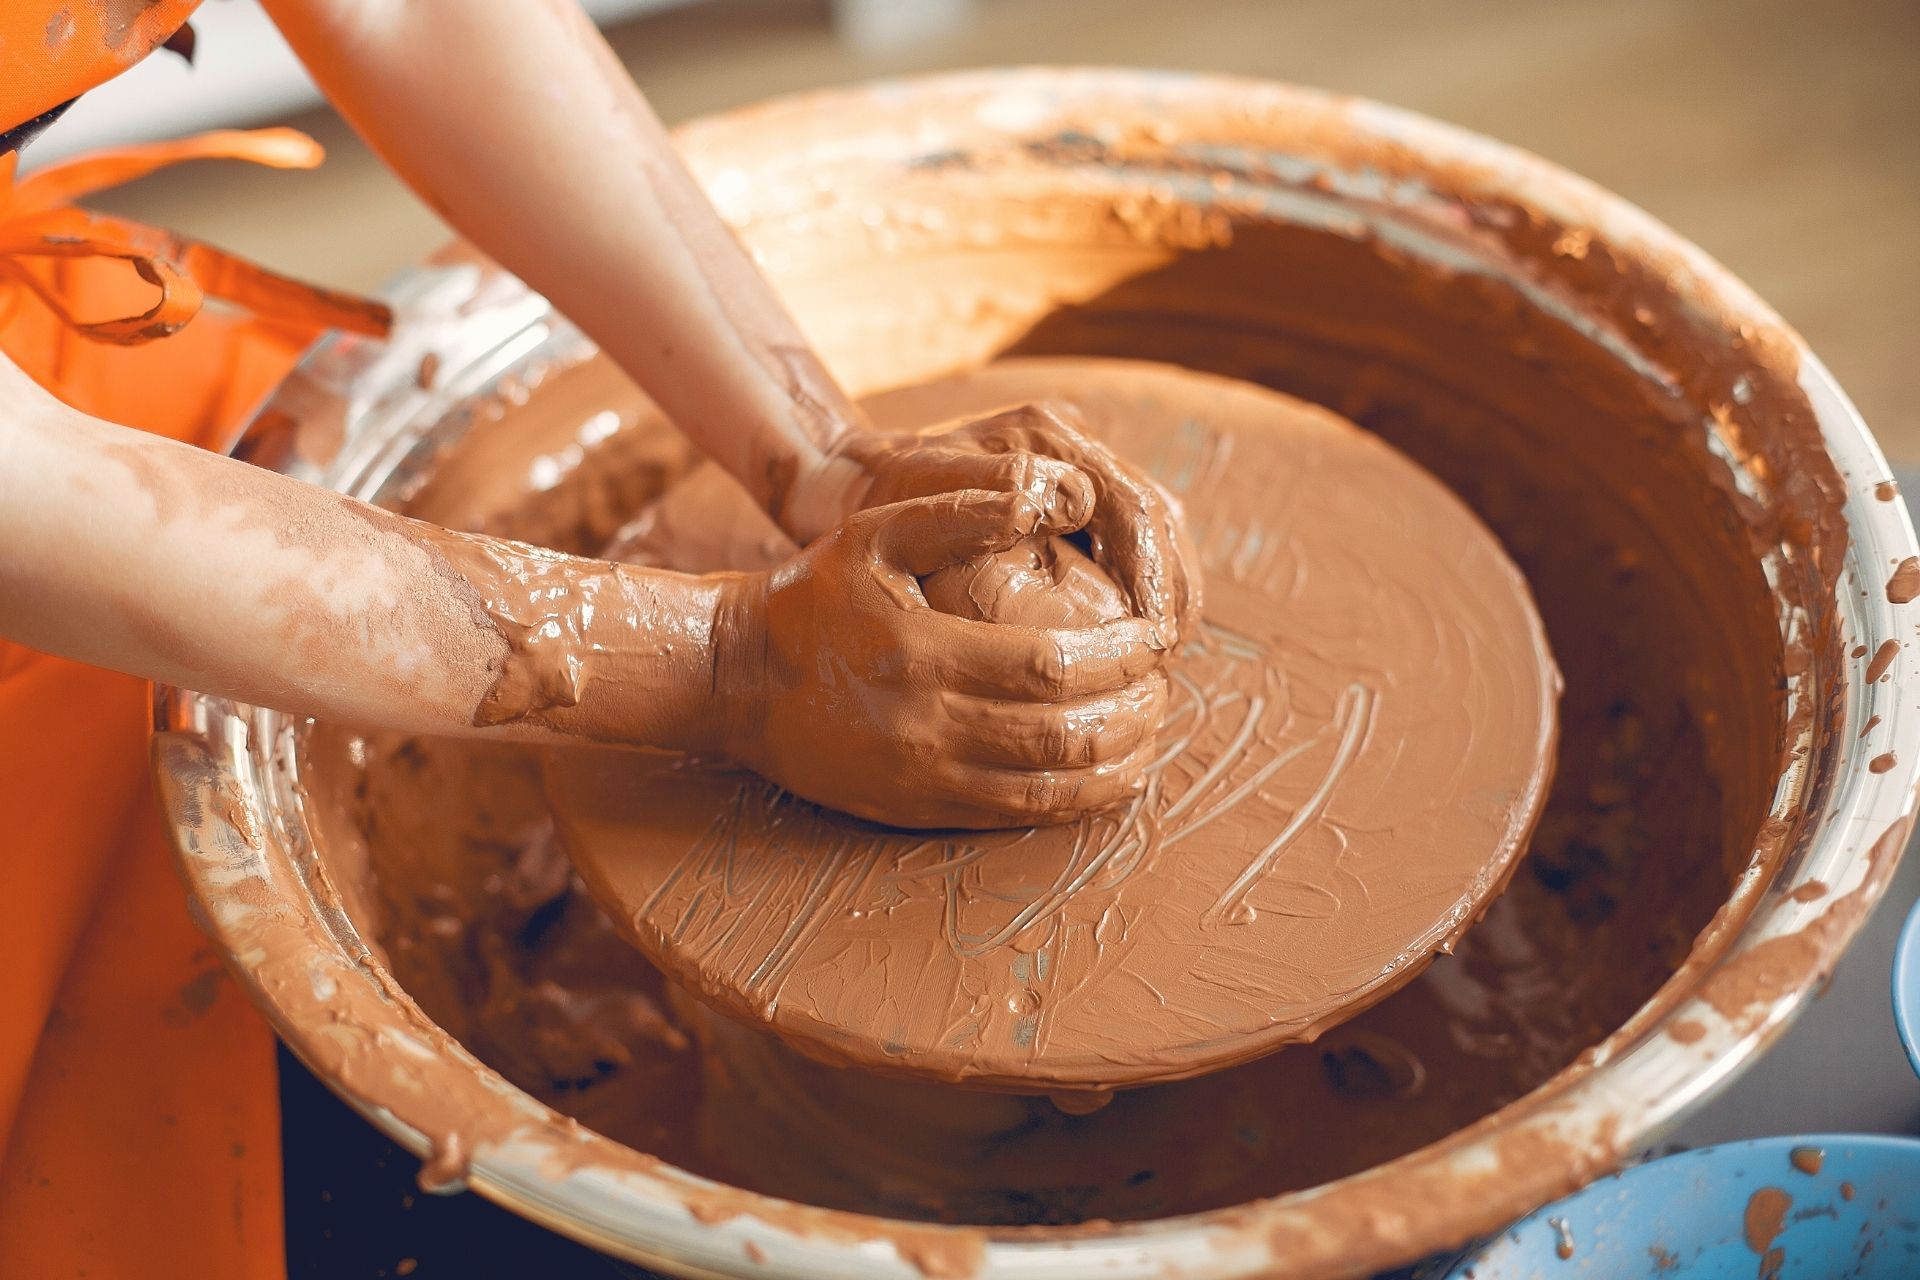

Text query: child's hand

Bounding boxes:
[713,487,1170,829]
[815,402,1201,649]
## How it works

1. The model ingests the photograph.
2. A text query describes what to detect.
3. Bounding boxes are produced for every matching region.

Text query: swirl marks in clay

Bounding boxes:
[550,358,1559,1090]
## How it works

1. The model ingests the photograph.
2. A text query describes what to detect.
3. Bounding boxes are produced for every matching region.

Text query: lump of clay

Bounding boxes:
[921,536,1132,628]
[603,458,1136,633]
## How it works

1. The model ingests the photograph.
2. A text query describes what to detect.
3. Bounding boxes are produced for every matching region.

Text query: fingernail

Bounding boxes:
[1045,467,1095,529]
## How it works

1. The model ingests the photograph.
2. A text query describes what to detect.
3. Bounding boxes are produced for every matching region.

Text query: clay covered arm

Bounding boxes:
[261,0,1198,641]
[0,355,677,744]
[0,360,1165,824]
[261,0,861,528]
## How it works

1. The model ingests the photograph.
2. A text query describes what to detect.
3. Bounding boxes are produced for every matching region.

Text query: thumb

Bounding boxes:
[871,489,1046,577]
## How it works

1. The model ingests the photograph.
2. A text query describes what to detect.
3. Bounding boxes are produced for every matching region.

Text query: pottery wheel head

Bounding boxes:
[549,357,1560,1092]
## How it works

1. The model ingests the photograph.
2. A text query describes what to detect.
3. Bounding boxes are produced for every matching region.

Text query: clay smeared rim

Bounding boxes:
[153,69,1919,1280]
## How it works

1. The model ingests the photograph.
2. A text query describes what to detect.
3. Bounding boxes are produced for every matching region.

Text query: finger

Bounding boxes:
[953,403,1196,638]
[910,611,1168,701]
[1078,469,1192,642]
[936,737,1158,823]
[868,488,1045,576]
[943,674,1167,768]
[830,791,1038,832]
[947,400,1100,459]
[852,797,1075,832]
[868,446,1094,532]
[1161,484,1204,633]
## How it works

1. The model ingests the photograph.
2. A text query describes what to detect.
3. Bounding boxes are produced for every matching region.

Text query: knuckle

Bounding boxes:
[1021,772,1070,813]
[998,451,1038,486]
[1007,493,1044,534]
[1139,677,1171,721]
[1039,713,1076,765]
[1089,717,1135,763]
[1028,638,1073,699]
[894,721,940,765]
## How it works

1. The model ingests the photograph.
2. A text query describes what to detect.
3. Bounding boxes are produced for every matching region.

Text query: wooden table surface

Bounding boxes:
[87,0,1918,456]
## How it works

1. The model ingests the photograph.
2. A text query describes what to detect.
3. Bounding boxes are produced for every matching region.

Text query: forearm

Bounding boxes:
[263,0,867,532]
[0,387,498,729]
[0,360,726,749]
[418,527,738,752]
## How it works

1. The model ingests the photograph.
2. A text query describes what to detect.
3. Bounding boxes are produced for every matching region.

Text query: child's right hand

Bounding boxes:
[710,488,1171,829]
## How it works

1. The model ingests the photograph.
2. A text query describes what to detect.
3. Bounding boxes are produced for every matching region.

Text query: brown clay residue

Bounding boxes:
[1840,1181,1855,1201]
[97,0,145,47]
[1700,922,1821,1025]
[1866,639,1901,682]
[1743,1184,1791,1259]
[419,1132,467,1192]
[1786,880,1828,904]
[1870,752,1897,774]
[1877,480,1900,502]
[1861,714,1883,740]
[1698,814,1911,1026]
[686,1198,741,1226]
[1788,1145,1824,1175]
[1667,1019,1707,1044]
[1886,556,1920,604]
[892,1229,987,1279]
[1548,1214,1575,1259]
[160,967,225,1028]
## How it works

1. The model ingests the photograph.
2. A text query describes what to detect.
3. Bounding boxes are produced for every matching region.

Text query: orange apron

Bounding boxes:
[1,2,204,144]
[1,28,392,1269]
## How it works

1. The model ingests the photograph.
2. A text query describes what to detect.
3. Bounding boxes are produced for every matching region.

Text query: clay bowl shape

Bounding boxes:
[153,71,1920,1279]
[1443,1135,1920,1278]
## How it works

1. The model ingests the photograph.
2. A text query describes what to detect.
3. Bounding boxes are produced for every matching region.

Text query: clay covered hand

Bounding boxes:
[805,403,1201,648]
[709,488,1170,829]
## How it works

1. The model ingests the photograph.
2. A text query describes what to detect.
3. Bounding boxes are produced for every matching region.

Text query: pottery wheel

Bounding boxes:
[548,358,1560,1092]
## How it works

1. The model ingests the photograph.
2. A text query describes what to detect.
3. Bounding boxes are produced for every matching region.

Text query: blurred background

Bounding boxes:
[28,0,1919,456]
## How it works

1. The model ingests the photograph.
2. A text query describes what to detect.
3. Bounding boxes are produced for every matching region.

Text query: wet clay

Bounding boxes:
[1744,1184,1791,1265]
[298,302,1799,1215]
[547,359,1560,1091]
[296,318,1771,1223]
[922,534,1130,628]
[1789,1145,1824,1176]
[288,122,1838,1220]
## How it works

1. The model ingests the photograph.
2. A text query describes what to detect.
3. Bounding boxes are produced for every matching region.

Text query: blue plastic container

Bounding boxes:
[1444,1134,1920,1278]
[1895,899,1920,1080]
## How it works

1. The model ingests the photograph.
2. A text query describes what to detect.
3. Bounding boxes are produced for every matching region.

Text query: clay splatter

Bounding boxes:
[1865,639,1901,682]
[1789,1146,1824,1176]
[1886,557,1920,604]
[1744,1185,1791,1279]
[1548,1214,1575,1260]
